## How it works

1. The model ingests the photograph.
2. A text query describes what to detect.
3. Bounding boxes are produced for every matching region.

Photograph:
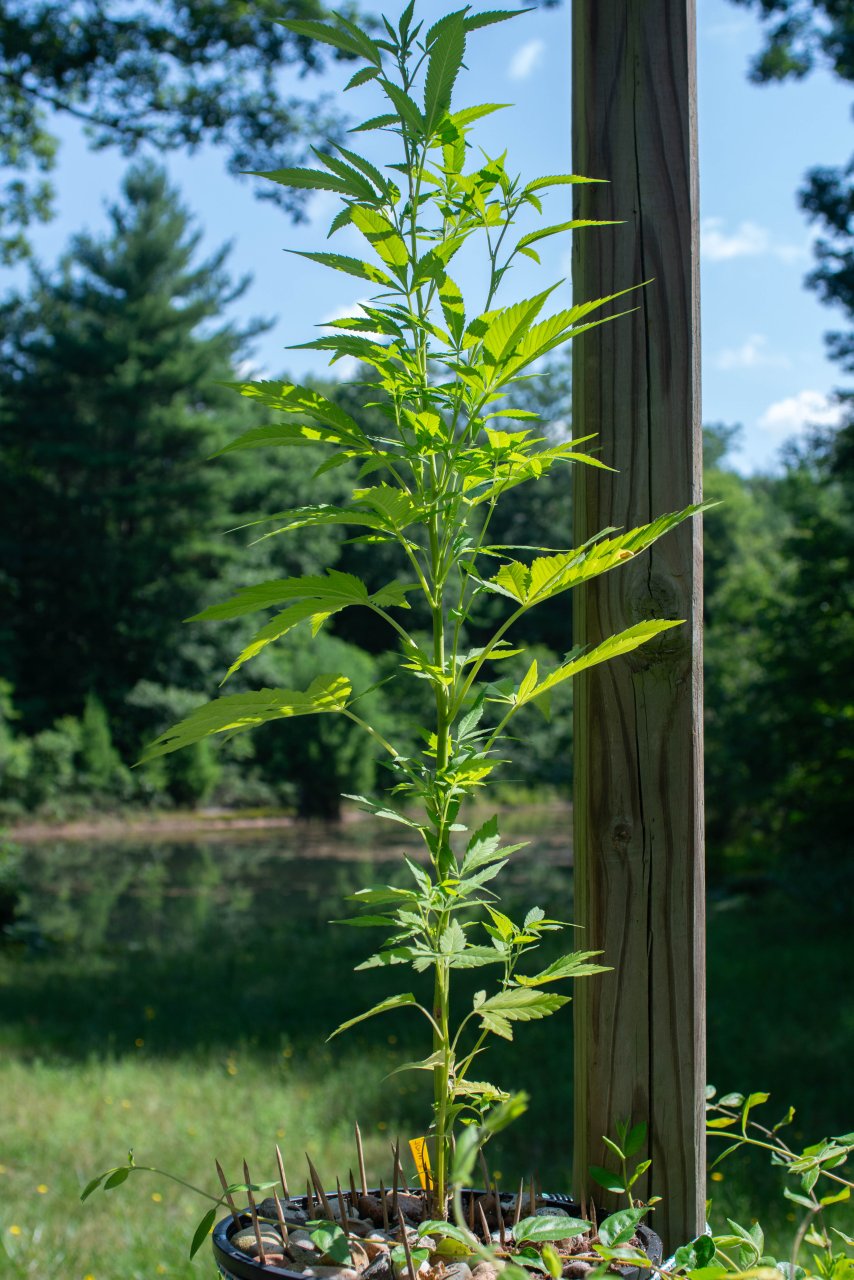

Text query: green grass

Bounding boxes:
[0,823,851,1276]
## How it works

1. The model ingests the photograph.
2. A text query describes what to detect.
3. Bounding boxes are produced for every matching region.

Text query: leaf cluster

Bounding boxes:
[130,1,707,1213]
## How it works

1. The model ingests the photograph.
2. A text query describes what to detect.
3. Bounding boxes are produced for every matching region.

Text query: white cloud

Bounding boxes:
[509,38,545,82]
[701,217,805,263]
[320,299,371,327]
[235,357,270,381]
[714,334,790,371]
[757,390,845,439]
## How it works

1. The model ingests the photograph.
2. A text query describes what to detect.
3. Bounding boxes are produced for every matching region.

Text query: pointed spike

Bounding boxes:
[274,1189,290,1244]
[215,1159,242,1232]
[495,1184,506,1249]
[244,1160,267,1265]
[380,1178,390,1232]
[349,1169,359,1215]
[276,1144,290,1202]
[391,1141,400,1220]
[355,1122,369,1196]
[391,1146,409,1192]
[477,1200,491,1246]
[478,1151,491,1195]
[306,1179,315,1219]
[397,1209,418,1280]
[513,1177,524,1227]
[337,1176,350,1234]
[306,1152,334,1221]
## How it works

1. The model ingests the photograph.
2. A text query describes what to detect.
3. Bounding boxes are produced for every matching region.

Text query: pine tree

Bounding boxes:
[0,159,266,735]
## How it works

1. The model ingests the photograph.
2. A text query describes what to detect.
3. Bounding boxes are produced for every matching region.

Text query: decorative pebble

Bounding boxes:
[442,1262,473,1280]
[471,1263,505,1280]
[363,1250,395,1280]
[299,1268,361,1280]
[231,1229,283,1256]
[563,1264,592,1279]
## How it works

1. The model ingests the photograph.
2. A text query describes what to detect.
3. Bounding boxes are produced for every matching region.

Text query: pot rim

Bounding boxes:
[212,1189,663,1280]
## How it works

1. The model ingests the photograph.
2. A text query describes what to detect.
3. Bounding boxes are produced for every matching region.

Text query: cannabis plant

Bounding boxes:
[141,3,700,1216]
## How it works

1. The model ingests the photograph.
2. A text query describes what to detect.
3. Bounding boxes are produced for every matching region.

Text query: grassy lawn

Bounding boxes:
[0,828,851,1276]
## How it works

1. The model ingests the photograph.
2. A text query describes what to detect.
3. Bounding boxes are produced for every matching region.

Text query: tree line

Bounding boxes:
[0,0,851,892]
[0,160,850,897]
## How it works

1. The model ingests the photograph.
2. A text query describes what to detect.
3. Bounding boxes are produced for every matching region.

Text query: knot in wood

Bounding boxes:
[611,817,633,853]
[623,568,688,668]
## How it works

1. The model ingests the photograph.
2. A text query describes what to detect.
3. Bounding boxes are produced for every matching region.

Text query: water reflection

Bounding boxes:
[2,805,574,1062]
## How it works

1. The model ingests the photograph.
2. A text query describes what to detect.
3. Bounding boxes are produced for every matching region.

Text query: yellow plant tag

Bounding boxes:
[408,1136,432,1190]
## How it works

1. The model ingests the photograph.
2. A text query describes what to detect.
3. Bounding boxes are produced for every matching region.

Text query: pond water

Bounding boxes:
[1,804,575,1063]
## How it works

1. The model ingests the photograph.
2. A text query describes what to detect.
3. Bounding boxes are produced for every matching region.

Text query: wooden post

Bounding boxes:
[571,0,705,1251]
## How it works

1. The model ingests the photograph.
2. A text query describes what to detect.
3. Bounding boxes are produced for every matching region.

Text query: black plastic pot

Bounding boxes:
[212,1190,663,1280]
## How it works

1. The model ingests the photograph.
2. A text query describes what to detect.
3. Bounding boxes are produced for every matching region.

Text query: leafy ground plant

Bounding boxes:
[84,0,704,1255]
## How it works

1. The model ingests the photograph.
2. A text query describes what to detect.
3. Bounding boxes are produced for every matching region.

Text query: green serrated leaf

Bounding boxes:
[139,676,352,762]
[424,13,466,130]
[328,992,418,1040]
[279,17,380,65]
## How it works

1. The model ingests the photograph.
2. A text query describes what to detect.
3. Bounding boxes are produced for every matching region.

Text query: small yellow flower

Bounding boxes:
[121,1099,131,1109]
[710,1171,724,1182]
[84,1274,96,1279]
[9,1225,21,1236]
[0,1164,6,1174]
[145,1006,156,1021]
[151,1193,162,1203]
[37,1184,48,1194]
[157,1265,167,1274]
[135,1037,144,1048]
[276,1128,286,1139]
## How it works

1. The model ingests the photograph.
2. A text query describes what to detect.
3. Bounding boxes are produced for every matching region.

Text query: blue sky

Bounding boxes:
[17,0,852,473]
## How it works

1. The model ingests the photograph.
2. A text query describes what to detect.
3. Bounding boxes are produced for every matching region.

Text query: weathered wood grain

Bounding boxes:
[570,0,706,1251]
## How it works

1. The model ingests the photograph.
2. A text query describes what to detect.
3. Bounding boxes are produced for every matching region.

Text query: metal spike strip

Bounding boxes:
[243,1160,267,1265]
[379,1178,390,1232]
[276,1144,290,1202]
[355,1122,369,1197]
[215,1159,242,1232]
[397,1209,418,1280]
[513,1177,524,1227]
[477,1200,491,1246]
[273,1189,290,1245]
[306,1153,334,1221]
